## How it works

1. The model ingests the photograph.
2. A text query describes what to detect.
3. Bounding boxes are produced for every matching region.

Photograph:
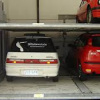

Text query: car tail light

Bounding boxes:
[39,59,58,64]
[6,59,24,63]
[6,59,58,64]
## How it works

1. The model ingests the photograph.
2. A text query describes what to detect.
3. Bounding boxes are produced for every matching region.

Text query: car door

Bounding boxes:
[77,0,88,22]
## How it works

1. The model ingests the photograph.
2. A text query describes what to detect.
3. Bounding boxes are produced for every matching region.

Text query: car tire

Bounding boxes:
[6,76,13,82]
[86,8,93,23]
[52,76,59,82]
[78,63,87,81]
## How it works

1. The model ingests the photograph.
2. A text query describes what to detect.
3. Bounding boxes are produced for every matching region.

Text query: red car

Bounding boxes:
[66,33,100,81]
[76,0,100,23]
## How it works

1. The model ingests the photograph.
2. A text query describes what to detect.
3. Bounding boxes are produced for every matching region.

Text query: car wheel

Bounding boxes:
[52,76,59,82]
[86,8,93,23]
[6,76,13,82]
[78,63,87,81]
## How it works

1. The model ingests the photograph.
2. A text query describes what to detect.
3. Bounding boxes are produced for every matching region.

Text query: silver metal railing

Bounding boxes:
[0,23,99,31]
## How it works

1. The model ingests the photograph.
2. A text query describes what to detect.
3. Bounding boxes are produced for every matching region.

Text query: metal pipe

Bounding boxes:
[0,23,100,31]
[36,0,40,34]
[37,0,39,23]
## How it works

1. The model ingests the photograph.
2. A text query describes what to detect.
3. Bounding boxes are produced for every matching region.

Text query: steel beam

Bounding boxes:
[0,23,100,31]
[36,0,39,23]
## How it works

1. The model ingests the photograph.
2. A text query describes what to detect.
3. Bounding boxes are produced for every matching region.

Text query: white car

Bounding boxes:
[6,34,60,82]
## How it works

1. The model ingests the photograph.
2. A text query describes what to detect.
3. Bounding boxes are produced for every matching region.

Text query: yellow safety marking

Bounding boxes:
[34,94,44,98]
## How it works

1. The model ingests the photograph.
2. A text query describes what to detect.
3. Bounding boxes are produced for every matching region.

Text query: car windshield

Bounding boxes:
[10,37,56,52]
[92,36,100,47]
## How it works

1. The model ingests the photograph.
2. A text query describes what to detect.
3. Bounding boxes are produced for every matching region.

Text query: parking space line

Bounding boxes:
[72,77,92,94]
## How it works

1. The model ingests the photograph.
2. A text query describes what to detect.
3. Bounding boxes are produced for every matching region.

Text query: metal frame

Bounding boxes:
[0,23,100,31]
[37,0,40,23]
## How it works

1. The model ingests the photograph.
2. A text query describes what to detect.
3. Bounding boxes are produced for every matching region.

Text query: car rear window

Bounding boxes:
[10,37,56,52]
[92,36,100,47]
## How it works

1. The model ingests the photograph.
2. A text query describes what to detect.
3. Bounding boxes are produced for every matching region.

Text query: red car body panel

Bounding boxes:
[81,46,100,74]
[69,33,100,74]
[77,0,100,22]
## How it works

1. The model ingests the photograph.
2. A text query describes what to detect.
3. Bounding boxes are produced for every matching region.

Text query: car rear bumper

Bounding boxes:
[6,64,59,77]
[82,62,100,74]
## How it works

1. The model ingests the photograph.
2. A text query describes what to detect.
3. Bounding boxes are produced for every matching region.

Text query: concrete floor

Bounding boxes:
[0,76,100,99]
[83,77,100,93]
[0,77,80,94]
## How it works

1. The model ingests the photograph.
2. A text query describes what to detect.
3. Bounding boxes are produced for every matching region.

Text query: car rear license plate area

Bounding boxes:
[22,70,39,76]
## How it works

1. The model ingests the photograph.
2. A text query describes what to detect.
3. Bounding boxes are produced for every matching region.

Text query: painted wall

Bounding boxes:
[2,0,81,22]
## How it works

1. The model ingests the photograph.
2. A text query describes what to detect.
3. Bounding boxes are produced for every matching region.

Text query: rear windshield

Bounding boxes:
[92,36,100,47]
[10,37,56,52]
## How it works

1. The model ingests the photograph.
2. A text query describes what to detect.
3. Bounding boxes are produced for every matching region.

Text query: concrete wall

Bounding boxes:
[2,0,81,23]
